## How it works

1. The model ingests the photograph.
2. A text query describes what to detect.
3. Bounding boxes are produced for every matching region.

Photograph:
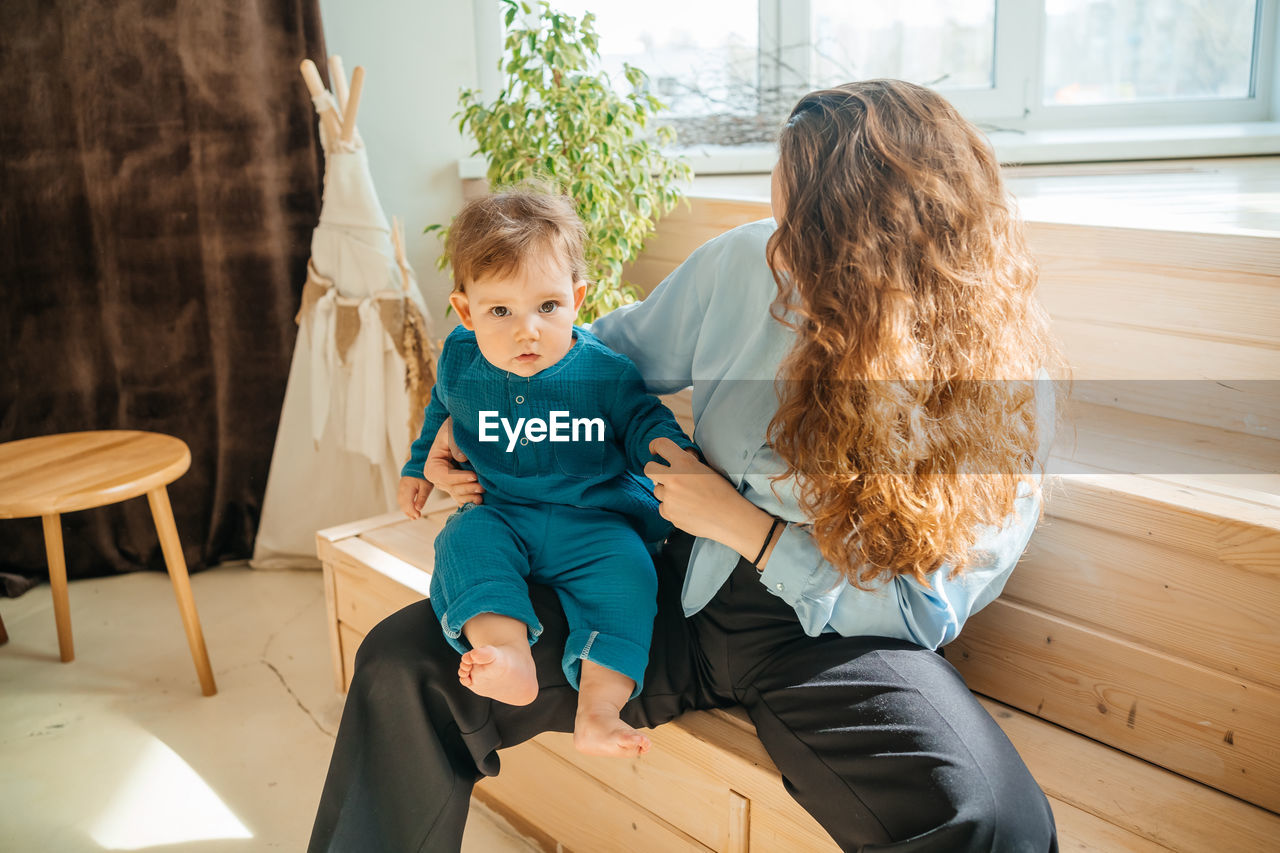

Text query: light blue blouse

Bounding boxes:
[589,219,1049,649]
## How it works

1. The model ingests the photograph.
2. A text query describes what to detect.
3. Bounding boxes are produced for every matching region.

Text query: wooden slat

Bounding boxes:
[665,711,840,852]
[1045,474,1280,575]
[1008,157,1280,238]
[314,493,453,547]
[322,560,345,692]
[332,554,427,637]
[728,792,750,853]
[358,508,453,569]
[1008,517,1280,690]
[978,697,1280,853]
[1139,473,1280,509]
[949,599,1280,811]
[694,158,1280,239]
[329,534,433,598]
[476,740,712,852]
[1053,319,1279,436]
[533,731,730,851]
[338,621,362,693]
[1049,800,1173,853]
[1054,317,1280,380]
[1036,258,1280,344]
[1056,401,1280,485]
[1024,221,1280,279]
[317,511,406,545]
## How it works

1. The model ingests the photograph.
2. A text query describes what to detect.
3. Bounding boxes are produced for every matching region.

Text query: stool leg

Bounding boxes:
[42,513,74,662]
[147,486,217,696]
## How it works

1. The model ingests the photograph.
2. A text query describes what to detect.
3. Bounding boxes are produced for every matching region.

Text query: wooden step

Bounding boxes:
[474,699,1280,853]
[950,404,1280,811]
[977,698,1280,853]
[1055,400,1280,495]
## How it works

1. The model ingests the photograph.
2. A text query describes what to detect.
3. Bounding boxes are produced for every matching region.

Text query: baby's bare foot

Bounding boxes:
[458,643,538,706]
[574,707,652,757]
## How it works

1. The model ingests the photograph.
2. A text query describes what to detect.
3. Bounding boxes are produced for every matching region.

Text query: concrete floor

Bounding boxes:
[0,565,537,852]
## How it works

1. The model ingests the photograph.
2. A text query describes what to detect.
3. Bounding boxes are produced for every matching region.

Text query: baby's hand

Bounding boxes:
[398,476,432,519]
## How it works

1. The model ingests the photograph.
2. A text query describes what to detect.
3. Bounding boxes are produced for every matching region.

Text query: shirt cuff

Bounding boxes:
[757,523,842,636]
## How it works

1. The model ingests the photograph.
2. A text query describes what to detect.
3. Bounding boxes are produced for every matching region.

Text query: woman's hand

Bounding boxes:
[645,437,781,567]
[424,417,485,506]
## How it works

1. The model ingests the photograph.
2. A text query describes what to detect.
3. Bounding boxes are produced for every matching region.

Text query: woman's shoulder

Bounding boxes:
[699,218,775,261]
[675,218,777,305]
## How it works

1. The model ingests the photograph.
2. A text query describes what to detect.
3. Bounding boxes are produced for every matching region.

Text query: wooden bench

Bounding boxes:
[321,164,1280,850]
[318,477,1279,852]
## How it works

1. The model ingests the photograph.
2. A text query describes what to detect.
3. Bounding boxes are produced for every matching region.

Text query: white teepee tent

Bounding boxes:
[252,57,436,569]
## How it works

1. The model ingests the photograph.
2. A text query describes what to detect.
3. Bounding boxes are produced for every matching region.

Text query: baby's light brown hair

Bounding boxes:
[445,190,588,292]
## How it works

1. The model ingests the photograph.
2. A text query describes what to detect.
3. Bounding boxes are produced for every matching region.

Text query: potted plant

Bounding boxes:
[432,0,692,321]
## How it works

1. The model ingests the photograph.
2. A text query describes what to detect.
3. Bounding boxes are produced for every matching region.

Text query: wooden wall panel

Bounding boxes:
[630,200,1280,440]
[978,697,1280,853]
[949,599,1280,811]
[1009,516,1280,690]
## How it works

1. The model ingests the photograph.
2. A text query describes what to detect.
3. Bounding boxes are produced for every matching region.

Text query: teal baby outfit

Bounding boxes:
[402,324,696,695]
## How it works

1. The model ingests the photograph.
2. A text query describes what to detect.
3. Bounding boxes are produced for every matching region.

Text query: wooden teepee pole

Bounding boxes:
[340,66,365,145]
[299,59,343,143]
[329,55,350,114]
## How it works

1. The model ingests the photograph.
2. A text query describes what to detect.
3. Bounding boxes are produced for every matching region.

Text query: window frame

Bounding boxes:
[761,0,1277,130]
[469,0,1280,168]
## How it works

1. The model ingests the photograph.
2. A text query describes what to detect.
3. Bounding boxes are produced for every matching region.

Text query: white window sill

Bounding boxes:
[458,121,1280,178]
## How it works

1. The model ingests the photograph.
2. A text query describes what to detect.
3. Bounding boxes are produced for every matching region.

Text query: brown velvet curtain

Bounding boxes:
[0,0,328,581]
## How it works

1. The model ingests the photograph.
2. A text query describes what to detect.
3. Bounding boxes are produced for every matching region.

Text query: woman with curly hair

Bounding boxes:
[310,80,1061,852]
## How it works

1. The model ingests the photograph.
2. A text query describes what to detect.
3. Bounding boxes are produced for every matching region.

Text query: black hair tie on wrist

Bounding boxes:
[752,516,785,567]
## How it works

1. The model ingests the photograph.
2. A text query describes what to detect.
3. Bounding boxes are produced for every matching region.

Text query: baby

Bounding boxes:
[398,190,696,757]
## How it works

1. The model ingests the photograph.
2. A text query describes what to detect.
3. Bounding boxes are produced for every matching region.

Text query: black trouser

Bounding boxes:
[309,532,1057,852]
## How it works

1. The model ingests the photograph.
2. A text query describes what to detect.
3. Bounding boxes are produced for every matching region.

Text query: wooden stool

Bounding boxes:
[0,431,217,696]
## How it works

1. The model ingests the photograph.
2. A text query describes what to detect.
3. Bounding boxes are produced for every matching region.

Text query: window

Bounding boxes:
[539,0,1278,154]
[1042,0,1258,105]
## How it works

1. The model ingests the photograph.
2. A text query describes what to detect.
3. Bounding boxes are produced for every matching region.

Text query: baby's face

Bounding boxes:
[450,249,588,378]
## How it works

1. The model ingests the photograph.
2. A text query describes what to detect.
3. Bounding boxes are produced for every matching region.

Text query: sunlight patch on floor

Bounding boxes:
[88,730,252,850]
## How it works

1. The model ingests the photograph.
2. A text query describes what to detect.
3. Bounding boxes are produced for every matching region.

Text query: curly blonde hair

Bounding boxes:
[766,80,1060,589]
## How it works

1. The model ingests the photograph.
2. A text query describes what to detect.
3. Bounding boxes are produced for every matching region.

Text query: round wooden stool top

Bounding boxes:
[0,431,191,519]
